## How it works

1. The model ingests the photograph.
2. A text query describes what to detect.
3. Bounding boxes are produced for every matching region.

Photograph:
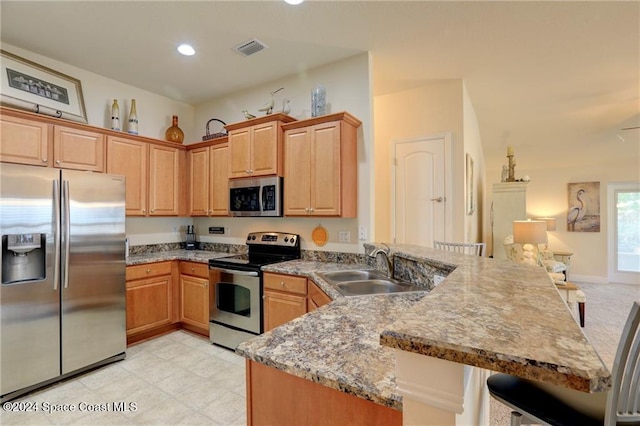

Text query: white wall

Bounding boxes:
[373,80,468,243]
[484,157,639,283]
[462,82,485,244]
[1,43,196,142]
[192,53,372,253]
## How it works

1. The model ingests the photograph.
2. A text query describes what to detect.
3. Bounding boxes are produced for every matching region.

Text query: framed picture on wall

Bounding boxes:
[567,181,600,232]
[0,49,87,123]
[466,153,475,215]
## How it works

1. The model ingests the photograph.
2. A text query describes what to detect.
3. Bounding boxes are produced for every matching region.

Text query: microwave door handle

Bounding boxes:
[211,267,259,277]
[260,185,266,213]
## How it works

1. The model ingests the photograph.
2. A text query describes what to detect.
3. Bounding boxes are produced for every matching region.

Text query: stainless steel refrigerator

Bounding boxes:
[1,163,126,402]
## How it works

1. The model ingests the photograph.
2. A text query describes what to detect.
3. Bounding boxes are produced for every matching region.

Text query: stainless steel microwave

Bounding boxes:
[229,176,283,217]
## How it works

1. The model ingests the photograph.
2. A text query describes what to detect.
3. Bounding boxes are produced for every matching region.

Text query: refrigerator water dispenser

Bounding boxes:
[1,234,46,284]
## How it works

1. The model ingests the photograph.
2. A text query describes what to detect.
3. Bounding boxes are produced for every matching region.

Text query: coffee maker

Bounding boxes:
[185,225,196,250]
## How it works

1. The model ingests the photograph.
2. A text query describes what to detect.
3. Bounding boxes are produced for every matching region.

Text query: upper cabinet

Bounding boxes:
[187,139,229,216]
[1,111,105,171]
[54,125,105,172]
[106,136,186,217]
[0,113,50,166]
[226,113,296,178]
[282,112,361,217]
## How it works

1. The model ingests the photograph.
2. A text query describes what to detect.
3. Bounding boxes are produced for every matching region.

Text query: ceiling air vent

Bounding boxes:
[233,38,268,57]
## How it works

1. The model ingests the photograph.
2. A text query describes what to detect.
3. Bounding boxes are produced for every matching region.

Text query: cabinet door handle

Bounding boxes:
[56,160,61,164]
[42,158,48,163]
[309,208,315,213]
[280,281,286,287]
[146,269,151,273]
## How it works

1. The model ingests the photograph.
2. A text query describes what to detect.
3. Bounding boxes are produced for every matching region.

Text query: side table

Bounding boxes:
[552,250,573,280]
[555,281,585,327]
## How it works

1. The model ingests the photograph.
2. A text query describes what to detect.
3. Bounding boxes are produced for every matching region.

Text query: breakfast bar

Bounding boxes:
[236,243,611,425]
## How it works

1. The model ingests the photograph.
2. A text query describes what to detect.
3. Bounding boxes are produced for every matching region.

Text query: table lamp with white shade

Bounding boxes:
[513,220,547,266]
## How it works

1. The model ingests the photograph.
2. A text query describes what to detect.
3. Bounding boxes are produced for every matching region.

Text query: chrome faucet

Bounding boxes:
[368,244,393,278]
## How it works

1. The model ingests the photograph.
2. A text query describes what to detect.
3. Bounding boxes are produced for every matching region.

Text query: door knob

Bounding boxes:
[431,197,444,203]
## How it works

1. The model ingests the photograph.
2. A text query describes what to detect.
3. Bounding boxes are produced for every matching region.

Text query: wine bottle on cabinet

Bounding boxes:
[165,115,184,144]
[111,99,120,131]
[127,99,138,135]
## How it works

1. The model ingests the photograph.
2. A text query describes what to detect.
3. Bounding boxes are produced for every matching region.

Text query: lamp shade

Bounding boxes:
[513,220,547,244]
[535,217,557,232]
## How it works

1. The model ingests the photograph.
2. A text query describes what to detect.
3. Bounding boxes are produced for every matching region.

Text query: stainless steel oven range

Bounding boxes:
[209,232,300,350]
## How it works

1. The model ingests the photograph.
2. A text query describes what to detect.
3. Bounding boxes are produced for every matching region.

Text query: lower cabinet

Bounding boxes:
[125,261,179,344]
[263,272,331,332]
[179,261,211,336]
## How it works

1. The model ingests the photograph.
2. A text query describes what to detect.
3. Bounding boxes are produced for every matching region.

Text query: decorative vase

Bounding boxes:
[111,99,120,131]
[311,84,326,117]
[127,99,138,135]
[165,115,184,144]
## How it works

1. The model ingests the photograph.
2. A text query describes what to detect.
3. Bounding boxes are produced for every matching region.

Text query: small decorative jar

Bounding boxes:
[111,99,120,131]
[127,99,138,135]
[311,84,326,117]
[165,115,184,144]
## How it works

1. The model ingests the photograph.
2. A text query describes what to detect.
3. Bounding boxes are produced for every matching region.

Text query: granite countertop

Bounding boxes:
[237,245,611,411]
[126,249,230,266]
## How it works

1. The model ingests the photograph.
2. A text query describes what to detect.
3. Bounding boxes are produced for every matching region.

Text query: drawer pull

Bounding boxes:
[146,269,151,273]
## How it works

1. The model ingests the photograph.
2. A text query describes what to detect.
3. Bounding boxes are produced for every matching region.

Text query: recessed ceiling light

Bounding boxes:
[284,0,304,4]
[177,44,195,56]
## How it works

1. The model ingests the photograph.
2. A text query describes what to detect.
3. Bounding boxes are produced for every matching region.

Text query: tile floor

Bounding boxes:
[0,331,246,425]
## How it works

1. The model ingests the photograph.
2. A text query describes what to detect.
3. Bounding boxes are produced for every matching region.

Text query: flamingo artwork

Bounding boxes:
[567,189,587,231]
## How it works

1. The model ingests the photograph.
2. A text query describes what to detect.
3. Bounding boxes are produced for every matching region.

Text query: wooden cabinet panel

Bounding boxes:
[263,290,307,332]
[283,113,360,217]
[107,136,148,216]
[126,261,172,281]
[188,142,229,216]
[188,146,210,216]
[179,261,209,278]
[263,272,307,295]
[126,275,172,334]
[229,128,251,178]
[283,129,311,215]
[247,360,402,426]
[251,122,278,176]
[0,114,50,166]
[307,280,332,312]
[209,143,229,216]
[310,123,341,215]
[179,275,209,331]
[54,125,105,172]
[149,144,180,216]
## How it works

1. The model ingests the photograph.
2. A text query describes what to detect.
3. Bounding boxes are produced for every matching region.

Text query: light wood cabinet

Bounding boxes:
[187,140,229,216]
[263,272,308,332]
[283,112,361,217]
[53,125,105,172]
[247,360,402,426]
[107,136,148,216]
[307,279,332,312]
[149,144,183,216]
[179,261,211,336]
[226,113,295,178]
[125,262,175,338]
[107,136,185,217]
[0,113,50,166]
[263,272,332,331]
[0,113,105,171]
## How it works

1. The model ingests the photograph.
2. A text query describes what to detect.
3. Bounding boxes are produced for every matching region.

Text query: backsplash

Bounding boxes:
[129,242,366,264]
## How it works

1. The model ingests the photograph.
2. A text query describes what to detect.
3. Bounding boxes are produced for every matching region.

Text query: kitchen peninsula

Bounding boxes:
[237,243,611,426]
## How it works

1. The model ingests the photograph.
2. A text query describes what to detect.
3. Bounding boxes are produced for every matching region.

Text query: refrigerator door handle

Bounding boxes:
[53,179,61,291]
[63,180,71,289]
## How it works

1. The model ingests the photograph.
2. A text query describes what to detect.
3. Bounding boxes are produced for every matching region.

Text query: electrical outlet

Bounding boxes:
[338,231,350,243]
[172,226,178,233]
[358,226,367,241]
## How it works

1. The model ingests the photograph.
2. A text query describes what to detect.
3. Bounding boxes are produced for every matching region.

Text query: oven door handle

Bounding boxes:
[210,267,259,277]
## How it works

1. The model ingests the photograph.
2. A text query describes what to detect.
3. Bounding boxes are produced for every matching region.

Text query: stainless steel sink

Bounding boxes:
[317,270,425,297]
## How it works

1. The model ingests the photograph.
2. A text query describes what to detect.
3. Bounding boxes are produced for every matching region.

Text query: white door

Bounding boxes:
[608,182,640,284]
[392,134,450,246]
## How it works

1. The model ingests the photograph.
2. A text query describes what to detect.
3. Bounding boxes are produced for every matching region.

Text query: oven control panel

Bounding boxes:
[246,232,299,247]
